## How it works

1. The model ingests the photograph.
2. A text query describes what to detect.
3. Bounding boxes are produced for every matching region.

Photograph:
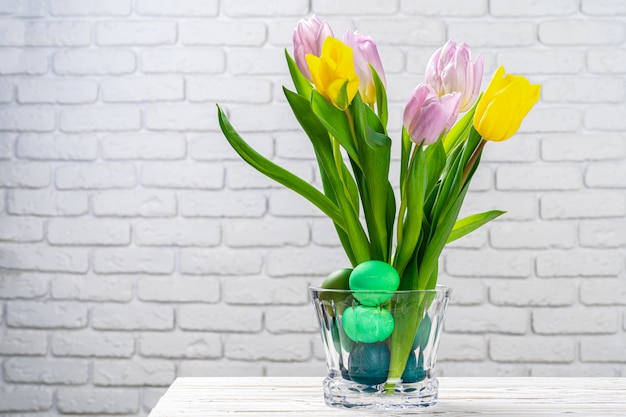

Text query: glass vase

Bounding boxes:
[310,286,451,410]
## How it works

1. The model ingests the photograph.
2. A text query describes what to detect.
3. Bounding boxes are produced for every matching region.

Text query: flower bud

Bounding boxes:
[403,84,461,145]
[292,15,334,80]
[343,30,386,105]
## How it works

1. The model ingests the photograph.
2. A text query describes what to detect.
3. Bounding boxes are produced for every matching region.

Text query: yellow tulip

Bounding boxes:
[306,37,360,110]
[473,65,541,142]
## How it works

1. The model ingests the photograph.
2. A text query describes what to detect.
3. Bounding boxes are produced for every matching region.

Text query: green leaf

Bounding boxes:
[217,104,344,230]
[285,49,312,98]
[423,140,446,196]
[447,210,505,244]
[371,65,388,129]
[443,93,480,154]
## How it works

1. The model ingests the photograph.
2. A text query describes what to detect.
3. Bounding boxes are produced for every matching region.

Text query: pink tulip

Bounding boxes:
[425,40,484,112]
[292,15,334,81]
[403,84,461,145]
[343,30,386,105]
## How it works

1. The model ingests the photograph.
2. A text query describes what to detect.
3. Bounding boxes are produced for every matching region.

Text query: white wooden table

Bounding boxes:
[149,377,626,416]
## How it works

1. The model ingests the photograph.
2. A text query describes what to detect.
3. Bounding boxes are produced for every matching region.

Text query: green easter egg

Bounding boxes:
[341,305,394,343]
[349,260,400,306]
[321,268,352,290]
[320,268,353,316]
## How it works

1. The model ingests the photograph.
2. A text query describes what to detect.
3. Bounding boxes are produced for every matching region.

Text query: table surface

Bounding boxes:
[149,377,626,417]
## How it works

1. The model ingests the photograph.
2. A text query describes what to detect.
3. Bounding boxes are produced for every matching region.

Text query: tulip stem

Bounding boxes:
[462,139,486,185]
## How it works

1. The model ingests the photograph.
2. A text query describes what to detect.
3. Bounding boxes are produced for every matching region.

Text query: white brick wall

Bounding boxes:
[0,1,625,415]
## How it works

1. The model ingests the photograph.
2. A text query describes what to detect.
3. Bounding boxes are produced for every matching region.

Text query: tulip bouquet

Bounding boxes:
[218,16,540,392]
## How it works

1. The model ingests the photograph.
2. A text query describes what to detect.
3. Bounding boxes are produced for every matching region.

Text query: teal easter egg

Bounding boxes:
[341,305,394,343]
[411,314,432,351]
[349,260,400,306]
[348,342,390,386]
[402,351,426,383]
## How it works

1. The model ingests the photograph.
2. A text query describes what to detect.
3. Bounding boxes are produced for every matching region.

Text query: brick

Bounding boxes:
[140,332,222,358]
[178,304,263,332]
[92,304,174,330]
[97,21,176,46]
[102,133,186,160]
[51,275,132,302]
[586,105,626,130]
[187,76,272,103]
[225,334,311,361]
[445,250,532,278]
[0,20,24,45]
[586,162,626,188]
[227,104,300,132]
[542,134,625,161]
[588,48,626,74]
[223,277,309,305]
[57,387,139,414]
[0,106,55,132]
[0,133,12,159]
[481,136,539,162]
[228,47,291,75]
[15,0,47,17]
[146,104,217,131]
[23,21,91,46]
[190,132,273,161]
[138,276,221,303]
[0,386,52,412]
[56,163,137,189]
[312,0,395,14]
[102,76,184,103]
[4,357,88,384]
[141,162,223,189]
[266,248,350,277]
[438,335,486,361]
[93,190,177,217]
[0,50,47,75]
[225,0,308,16]
[311,219,342,247]
[141,48,224,74]
[449,22,535,47]
[536,251,623,277]
[266,306,318,333]
[94,248,175,274]
[135,219,220,247]
[180,21,266,46]
[137,0,218,16]
[60,106,141,132]
[0,79,12,103]
[533,307,618,334]
[48,218,130,245]
[491,0,578,16]
[144,388,168,412]
[178,360,264,377]
[498,49,584,74]
[0,162,48,188]
[51,0,131,16]
[490,336,575,363]
[541,192,626,219]
[357,19,444,46]
[7,301,87,328]
[542,76,624,103]
[580,279,626,305]
[489,221,576,249]
[496,165,581,191]
[181,190,266,217]
[269,189,327,217]
[0,216,43,242]
[52,330,135,357]
[445,305,527,334]
[581,336,626,362]
[180,249,263,275]
[54,49,136,75]
[489,280,577,307]
[94,359,175,386]
[0,244,88,272]
[539,20,624,45]
[0,273,47,298]
[17,133,98,160]
[0,329,47,355]
[445,278,486,305]
[580,220,626,248]
[8,189,85,216]
[401,0,486,16]
[518,107,581,134]
[227,161,313,190]
[582,0,626,15]
[224,218,309,247]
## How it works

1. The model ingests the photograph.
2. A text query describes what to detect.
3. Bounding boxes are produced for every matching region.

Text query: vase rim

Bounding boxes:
[309,285,451,294]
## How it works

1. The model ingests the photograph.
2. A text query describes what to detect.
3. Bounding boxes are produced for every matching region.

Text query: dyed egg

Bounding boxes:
[402,351,426,383]
[320,268,353,316]
[411,314,432,351]
[349,260,400,306]
[342,305,394,343]
[348,342,390,385]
